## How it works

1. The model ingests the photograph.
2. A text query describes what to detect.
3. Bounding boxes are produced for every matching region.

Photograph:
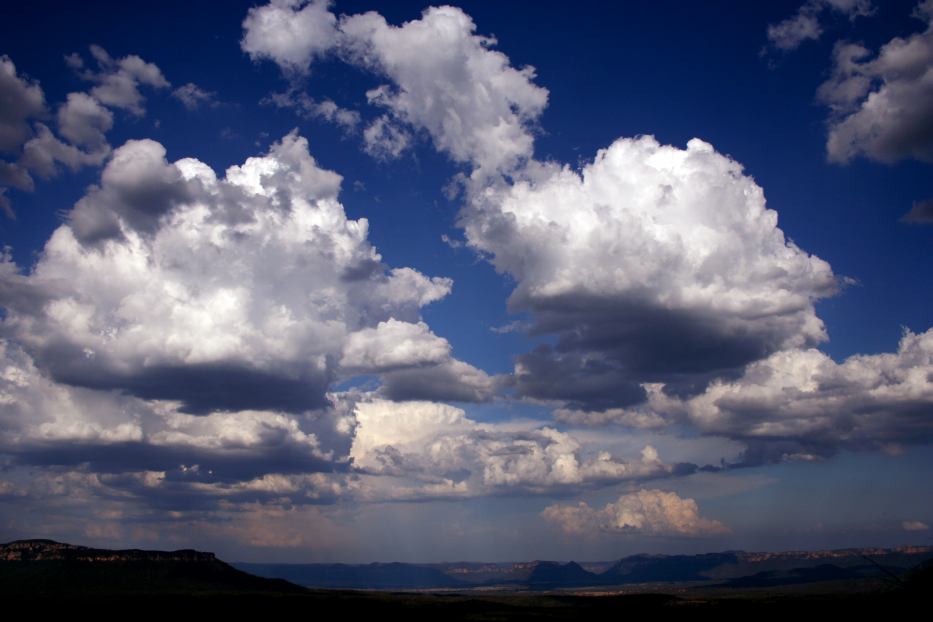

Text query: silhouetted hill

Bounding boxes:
[0,539,305,596]
[904,557,933,593]
[602,552,740,583]
[721,563,862,587]
[526,561,600,587]
[235,561,465,589]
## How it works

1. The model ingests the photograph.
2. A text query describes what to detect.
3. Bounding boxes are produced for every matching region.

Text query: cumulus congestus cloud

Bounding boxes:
[0,130,460,414]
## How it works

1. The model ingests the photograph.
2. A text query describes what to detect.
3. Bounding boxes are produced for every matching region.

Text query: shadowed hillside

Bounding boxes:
[0,539,305,596]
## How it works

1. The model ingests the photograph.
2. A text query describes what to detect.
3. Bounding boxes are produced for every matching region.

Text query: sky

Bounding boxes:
[0,0,931,563]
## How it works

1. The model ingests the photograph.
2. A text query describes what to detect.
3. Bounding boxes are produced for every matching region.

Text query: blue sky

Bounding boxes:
[0,0,931,562]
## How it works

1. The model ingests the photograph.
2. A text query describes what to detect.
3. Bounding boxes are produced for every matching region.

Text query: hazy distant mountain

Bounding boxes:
[237,545,933,590]
[722,564,863,588]
[601,552,740,583]
[0,539,305,596]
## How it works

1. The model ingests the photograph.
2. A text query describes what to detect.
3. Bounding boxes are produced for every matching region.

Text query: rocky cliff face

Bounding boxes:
[0,539,215,562]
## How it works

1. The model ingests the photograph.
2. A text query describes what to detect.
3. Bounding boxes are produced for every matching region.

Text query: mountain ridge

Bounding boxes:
[5,539,931,592]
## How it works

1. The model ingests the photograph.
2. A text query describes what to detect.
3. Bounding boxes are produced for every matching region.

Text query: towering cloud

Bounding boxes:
[0,131,455,414]
[542,489,729,536]
[464,136,838,407]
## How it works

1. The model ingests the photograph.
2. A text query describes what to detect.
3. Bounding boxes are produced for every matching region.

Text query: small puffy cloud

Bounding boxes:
[768,12,823,52]
[350,399,673,499]
[241,0,338,74]
[72,45,170,115]
[19,122,109,179]
[14,92,113,184]
[902,198,933,223]
[340,319,450,373]
[903,520,930,531]
[172,83,218,110]
[1,131,453,414]
[817,4,933,163]
[0,161,33,192]
[542,489,729,536]
[676,328,933,463]
[0,55,46,215]
[0,53,153,217]
[362,114,411,160]
[312,99,361,132]
[765,0,874,52]
[0,55,46,153]
[263,89,361,133]
[57,92,113,149]
[464,135,837,407]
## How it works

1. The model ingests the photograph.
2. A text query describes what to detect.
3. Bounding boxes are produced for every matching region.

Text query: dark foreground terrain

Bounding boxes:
[3,539,931,618]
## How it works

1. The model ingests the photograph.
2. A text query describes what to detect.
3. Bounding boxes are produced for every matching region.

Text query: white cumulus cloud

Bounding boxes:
[0,131,454,414]
[675,328,933,462]
[464,135,838,407]
[542,489,729,536]
[350,399,673,499]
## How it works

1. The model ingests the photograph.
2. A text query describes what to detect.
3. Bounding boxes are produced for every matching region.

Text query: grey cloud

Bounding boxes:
[818,4,933,163]
[0,339,356,483]
[0,55,45,153]
[0,160,33,192]
[7,438,343,482]
[380,359,498,403]
[68,139,193,243]
[362,114,411,160]
[38,346,333,414]
[765,0,874,52]
[511,345,648,411]
[263,89,360,133]
[172,83,218,111]
[902,198,933,223]
[673,328,933,463]
[19,123,109,179]
[57,92,113,149]
[76,45,170,115]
